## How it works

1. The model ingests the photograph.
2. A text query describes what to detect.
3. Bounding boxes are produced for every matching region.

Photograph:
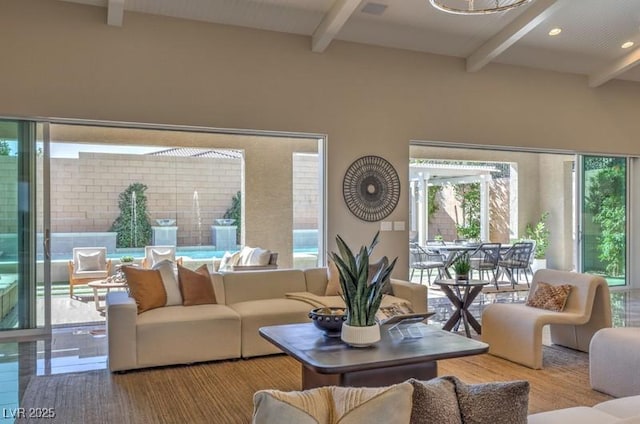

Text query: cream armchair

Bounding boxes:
[482,269,611,369]
[67,247,112,297]
[141,245,183,269]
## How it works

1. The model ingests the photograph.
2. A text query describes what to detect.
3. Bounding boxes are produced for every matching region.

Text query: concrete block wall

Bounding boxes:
[1,150,322,249]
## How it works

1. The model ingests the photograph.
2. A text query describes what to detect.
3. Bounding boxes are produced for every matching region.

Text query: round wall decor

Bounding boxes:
[342,155,400,222]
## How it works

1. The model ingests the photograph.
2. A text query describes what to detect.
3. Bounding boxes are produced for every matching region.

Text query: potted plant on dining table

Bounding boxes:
[453,252,471,281]
[330,232,396,347]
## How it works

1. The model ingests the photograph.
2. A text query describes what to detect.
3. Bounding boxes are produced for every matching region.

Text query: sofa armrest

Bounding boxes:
[106,291,138,372]
[390,279,428,313]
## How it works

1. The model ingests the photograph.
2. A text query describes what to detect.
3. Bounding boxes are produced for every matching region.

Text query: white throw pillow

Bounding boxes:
[152,259,182,306]
[219,251,241,271]
[238,246,256,266]
[77,252,103,272]
[249,248,272,266]
[151,249,174,267]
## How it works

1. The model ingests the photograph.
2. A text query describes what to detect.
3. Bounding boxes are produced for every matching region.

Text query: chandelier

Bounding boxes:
[429,0,532,15]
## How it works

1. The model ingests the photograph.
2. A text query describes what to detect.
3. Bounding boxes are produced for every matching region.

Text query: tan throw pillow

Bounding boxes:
[252,382,413,424]
[324,259,342,296]
[122,266,167,314]
[77,252,103,271]
[526,282,573,312]
[178,264,217,306]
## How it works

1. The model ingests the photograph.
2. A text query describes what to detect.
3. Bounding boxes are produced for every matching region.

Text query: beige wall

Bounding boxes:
[3,0,640,277]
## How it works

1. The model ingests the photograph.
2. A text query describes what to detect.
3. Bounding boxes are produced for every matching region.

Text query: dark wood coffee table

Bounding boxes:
[259,322,488,389]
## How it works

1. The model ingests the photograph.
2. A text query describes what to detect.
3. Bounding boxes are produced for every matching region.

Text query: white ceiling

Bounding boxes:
[61,0,640,86]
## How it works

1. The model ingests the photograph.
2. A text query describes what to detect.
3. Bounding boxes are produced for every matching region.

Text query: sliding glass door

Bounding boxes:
[0,120,50,335]
[579,155,627,286]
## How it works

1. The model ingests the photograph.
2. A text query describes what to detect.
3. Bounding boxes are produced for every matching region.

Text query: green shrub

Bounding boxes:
[110,183,152,248]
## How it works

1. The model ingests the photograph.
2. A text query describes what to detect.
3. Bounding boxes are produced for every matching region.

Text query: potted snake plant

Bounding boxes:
[330,232,396,347]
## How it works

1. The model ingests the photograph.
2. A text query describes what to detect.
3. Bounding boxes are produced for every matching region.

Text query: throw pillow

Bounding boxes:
[324,259,342,296]
[409,377,462,424]
[152,259,182,306]
[77,252,102,272]
[178,264,217,306]
[252,383,413,424]
[151,249,174,267]
[369,256,394,296]
[526,281,573,312]
[248,247,272,266]
[238,246,256,266]
[218,251,241,272]
[122,266,167,314]
[453,377,529,424]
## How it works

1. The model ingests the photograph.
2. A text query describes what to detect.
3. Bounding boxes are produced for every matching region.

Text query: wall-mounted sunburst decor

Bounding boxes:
[342,155,400,222]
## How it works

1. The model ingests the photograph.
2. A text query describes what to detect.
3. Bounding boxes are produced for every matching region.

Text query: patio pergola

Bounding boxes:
[409,163,501,246]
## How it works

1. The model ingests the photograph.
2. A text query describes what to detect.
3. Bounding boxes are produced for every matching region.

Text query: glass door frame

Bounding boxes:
[0,119,51,339]
[576,154,631,287]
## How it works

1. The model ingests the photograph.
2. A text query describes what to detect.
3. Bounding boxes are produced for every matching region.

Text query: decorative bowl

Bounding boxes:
[309,307,347,337]
[156,219,176,226]
[215,218,236,226]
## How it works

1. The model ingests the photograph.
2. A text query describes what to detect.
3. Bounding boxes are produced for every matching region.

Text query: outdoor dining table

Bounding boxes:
[428,244,482,278]
[429,243,512,278]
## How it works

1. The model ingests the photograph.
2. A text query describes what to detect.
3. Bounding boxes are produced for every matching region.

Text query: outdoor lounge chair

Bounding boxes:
[141,245,183,269]
[67,247,112,297]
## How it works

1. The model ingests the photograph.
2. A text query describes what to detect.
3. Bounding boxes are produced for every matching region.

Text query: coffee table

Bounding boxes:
[87,279,128,312]
[259,322,488,389]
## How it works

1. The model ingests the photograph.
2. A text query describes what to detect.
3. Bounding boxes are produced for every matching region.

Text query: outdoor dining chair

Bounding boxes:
[469,242,502,288]
[409,243,446,285]
[497,241,534,288]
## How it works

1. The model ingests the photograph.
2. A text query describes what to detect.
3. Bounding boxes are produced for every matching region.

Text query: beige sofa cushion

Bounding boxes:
[222,269,307,304]
[229,298,313,357]
[136,304,241,367]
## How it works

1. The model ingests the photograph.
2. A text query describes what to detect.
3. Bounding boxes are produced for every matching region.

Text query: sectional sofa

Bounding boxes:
[106,267,427,372]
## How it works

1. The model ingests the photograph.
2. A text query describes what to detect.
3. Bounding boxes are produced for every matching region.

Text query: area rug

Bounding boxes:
[18,345,611,424]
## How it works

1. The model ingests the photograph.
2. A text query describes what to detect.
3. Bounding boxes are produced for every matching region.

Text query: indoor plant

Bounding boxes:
[525,211,550,271]
[453,252,471,281]
[120,255,134,264]
[330,232,396,347]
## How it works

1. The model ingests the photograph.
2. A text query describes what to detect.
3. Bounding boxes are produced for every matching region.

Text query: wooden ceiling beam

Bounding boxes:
[312,0,363,53]
[107,0,125,27]
[589,47,640,87]
[466,0,565,72]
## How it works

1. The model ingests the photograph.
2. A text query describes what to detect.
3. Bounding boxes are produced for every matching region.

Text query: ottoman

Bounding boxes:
[590,327,640,397]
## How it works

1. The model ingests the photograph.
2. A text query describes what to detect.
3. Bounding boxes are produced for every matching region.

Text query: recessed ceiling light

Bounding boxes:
[548,28,562,36]
[621,41,635,49]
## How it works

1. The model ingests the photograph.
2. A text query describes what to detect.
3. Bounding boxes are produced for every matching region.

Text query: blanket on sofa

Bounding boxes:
[285,292,345,308]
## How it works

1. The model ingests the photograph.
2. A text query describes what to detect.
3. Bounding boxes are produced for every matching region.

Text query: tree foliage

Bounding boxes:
[525,212,550,259]
[223,191,242,243]
[585,163,626,276]
[454,183,481,240]
[110,183,152,248]
[0,140,10,156]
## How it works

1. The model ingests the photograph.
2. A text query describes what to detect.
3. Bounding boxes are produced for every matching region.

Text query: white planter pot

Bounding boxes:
[341,322,381,347]
[532,258,547,274]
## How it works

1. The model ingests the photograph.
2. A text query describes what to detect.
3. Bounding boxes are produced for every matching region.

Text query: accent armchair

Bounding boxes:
[482,269,611,369]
